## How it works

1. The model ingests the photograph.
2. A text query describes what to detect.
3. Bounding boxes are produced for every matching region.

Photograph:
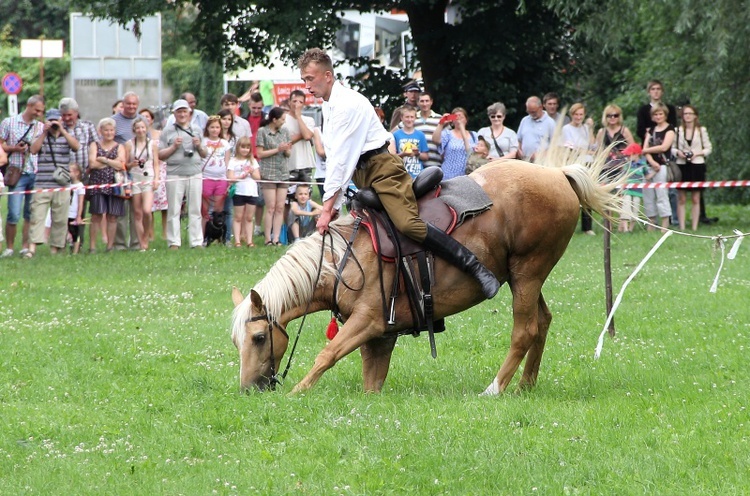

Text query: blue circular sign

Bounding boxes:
[2,73,23,95]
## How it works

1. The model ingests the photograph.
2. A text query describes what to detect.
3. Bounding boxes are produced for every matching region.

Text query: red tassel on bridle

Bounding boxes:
[326,317,339,340]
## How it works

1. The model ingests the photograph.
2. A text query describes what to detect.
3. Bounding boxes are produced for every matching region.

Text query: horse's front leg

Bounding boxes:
[291,312,383,394]
[360,335,397,393]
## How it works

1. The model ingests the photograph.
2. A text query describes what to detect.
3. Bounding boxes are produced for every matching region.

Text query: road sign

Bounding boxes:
[2,72,23,95]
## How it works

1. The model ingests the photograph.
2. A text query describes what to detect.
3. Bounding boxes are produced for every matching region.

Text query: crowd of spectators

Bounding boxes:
[0,78,714,258]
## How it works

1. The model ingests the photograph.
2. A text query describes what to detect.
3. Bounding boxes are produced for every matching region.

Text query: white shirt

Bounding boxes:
[228,157,259,197]
[283,114,316,170]
[68,182,86,219]
[322,82,392,210]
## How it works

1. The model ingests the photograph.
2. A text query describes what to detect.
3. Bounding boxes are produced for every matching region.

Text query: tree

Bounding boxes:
[0,0,70,46]
[70,0,574,126]
[550,0,750,202]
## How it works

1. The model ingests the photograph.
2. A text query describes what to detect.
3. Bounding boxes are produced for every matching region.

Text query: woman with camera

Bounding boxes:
[673,104,712,231]
[432,107,477,180]
[126,117,160,251]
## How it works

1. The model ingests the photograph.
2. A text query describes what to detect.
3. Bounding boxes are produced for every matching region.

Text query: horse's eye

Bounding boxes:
[252,332,266,345]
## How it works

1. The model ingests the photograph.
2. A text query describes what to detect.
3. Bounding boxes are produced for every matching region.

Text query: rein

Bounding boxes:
[249,221,366,389]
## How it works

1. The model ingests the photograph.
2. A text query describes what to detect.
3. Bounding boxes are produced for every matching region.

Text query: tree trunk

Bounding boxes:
[404,1,450,96]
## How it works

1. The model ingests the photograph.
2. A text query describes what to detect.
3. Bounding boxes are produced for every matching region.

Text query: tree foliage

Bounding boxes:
[70,0,573,126]
[0,0,70,46]
[550,0,750,202]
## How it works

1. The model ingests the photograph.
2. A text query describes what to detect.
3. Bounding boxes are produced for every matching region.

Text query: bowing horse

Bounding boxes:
[231,145,623,394]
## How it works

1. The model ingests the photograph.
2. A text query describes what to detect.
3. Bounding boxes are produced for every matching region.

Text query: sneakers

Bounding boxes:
[254,226,262,236]
[0,248,14,258]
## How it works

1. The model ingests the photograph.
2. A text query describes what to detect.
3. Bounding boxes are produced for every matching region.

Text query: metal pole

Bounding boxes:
[39,55,45,96]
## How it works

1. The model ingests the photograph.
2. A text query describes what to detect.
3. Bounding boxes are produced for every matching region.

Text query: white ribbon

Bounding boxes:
[594,230,673,359]
[709,237,726,293]
[728,230,744,260]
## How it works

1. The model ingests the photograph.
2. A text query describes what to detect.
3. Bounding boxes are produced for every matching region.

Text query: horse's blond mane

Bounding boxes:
[230,216,355,346]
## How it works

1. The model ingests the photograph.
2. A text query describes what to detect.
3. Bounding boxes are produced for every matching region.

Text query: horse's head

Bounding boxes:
[231,287,289,392]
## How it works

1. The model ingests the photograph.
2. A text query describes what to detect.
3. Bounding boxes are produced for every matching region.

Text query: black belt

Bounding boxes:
[356,142,390,170]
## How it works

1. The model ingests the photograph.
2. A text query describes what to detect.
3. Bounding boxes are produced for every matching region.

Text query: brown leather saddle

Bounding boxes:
[350,167,456,262]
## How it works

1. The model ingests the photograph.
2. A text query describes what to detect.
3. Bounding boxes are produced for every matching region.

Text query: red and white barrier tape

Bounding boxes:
[0,176,319,196]
[621,180,750,189]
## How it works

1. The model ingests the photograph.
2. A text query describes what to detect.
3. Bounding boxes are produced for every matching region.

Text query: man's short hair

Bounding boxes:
[298,48,333,72]
[419,91,433,101]
[27,95,45,107]
[290,89,306,100]
[122,91,139,102]
[59,98,79,113]
[249,92,264,103]
[647,79,663,91]
[220,93,239,105]
[542,92,560,104]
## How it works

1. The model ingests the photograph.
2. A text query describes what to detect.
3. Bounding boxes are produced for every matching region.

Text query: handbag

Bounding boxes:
[47,134,71,186]
[666,158,682,183]
[5,124,35,187]
[5,165,22,187]
[650,127,681,183]
[227,182,237,198]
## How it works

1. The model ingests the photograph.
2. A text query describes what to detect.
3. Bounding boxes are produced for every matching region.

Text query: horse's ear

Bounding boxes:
[250,289,263,310]
[231,286,244,307]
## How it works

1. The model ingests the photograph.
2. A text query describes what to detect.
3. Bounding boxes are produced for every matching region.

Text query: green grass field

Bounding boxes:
[1,204,749,494]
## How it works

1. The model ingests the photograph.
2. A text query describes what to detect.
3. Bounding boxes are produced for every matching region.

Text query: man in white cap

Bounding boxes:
[158,99,207,249]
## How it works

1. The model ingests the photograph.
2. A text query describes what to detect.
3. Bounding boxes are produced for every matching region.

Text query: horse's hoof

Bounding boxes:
[479,377,500,396]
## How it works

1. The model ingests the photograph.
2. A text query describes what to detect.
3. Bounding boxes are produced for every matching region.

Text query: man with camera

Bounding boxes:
[0,95,46,258]
[158,99,208,249]
[25,108,80,257]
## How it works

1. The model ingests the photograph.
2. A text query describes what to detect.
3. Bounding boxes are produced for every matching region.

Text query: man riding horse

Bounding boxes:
[299,48,500,299]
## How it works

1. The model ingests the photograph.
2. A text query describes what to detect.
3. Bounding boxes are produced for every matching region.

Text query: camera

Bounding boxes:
[684,151,694,161]
[183,149,194,158]
[50,122,60,131]
[138,159,146,168]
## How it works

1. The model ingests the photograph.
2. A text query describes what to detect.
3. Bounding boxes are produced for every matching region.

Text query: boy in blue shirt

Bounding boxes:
[388,104,429,179]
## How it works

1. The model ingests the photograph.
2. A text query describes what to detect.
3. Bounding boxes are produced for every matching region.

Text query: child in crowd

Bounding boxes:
[466,136,492,174]
[388,104,429,179]
[67,163,86,254]
[286,184,323,242]
[226,137,261,247]
[619,143,652,233]
[201,115,231,233]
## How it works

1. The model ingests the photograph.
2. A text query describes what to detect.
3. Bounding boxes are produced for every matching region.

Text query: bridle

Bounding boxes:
[243,222,365,390]
[245,313,288,389]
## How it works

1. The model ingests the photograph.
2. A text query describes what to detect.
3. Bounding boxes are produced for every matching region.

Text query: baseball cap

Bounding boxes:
[46,109,62,120]
[172,99,190,112]
[622,143,643,156]
[403,82,421,92]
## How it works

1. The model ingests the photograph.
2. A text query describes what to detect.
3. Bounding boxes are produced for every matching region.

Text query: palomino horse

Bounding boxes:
[231,148,622,394]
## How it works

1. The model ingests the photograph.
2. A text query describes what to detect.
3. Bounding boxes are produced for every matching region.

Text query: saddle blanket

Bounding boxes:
[437,176,493,227]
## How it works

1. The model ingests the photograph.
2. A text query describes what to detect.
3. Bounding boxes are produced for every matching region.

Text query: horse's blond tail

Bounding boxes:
[560,163,625,222]
[535,122,629,223]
